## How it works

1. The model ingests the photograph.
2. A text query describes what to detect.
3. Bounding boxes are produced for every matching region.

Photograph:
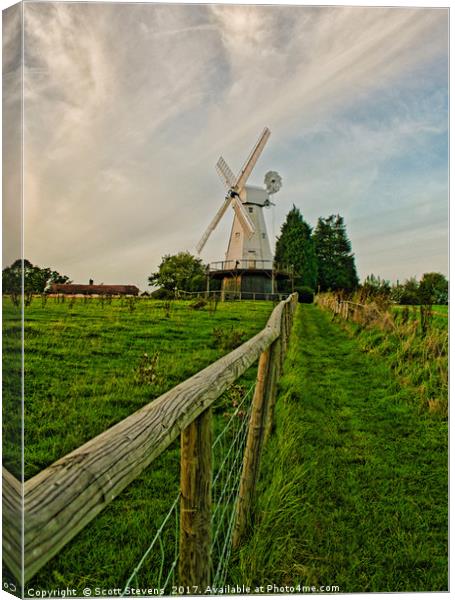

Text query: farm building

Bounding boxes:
[49,283,139,296]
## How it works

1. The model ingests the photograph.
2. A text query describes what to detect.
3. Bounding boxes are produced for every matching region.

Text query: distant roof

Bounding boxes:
[49,284,139,295]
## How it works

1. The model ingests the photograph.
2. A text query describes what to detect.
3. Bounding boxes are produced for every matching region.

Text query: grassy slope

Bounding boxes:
[348,305,448,416]
[232,304,447,593]
[2,296,273,591]
[2,296,272,479]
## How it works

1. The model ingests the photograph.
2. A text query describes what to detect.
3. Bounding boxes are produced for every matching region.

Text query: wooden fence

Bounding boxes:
[3,293,298,586]
[316,294,371,322]
[317,293,448,340]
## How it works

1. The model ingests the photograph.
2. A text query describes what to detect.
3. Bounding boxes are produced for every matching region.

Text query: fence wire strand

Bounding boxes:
[122,494,180,595]
[122,381,255,595]
[211,383,254,587]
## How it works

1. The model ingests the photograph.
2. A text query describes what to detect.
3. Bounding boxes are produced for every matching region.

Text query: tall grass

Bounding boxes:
[229,305,447,592]
[317,294,448,417]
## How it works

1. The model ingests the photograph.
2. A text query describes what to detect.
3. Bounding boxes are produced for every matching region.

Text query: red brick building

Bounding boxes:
[49,284,139,296]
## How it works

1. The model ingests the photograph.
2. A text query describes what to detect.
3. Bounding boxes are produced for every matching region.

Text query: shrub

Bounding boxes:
[295,286,314,304]
[150,287,173,299]
[134,352,161,385]
[190,298,207,310]
[212,326,246,351]
[214,384,248,416]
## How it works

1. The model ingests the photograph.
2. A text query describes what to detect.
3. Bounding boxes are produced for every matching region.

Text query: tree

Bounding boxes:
[391,277,420,305]
[274,205,317,290]
[48,271,71,285]
[312,214,358,292]
[419,272,448,305]
[148,252,206,293]
[359,274,391,303]
[2,259,71,305]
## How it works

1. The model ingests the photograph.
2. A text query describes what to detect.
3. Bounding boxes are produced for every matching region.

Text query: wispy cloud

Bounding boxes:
[2,3,447,287]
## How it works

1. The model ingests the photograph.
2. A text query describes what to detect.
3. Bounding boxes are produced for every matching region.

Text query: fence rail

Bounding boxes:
[176,289,289,301]
[208,260,291,273]
[316,293,448,330]
[3,293,298,585]
[316,294,372,321]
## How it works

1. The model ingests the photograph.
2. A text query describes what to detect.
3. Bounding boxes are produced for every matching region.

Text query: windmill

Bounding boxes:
[197,128,283,297]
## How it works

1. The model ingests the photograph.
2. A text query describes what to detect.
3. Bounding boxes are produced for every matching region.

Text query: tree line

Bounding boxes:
[4,205,447,306]
[273,206,447,305]
[148,206,447,306]
[274,207,358,294]
[148,208,359,297]
[359,272,448,306]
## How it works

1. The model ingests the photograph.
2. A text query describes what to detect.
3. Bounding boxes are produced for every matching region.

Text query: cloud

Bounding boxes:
[2,3,447,288]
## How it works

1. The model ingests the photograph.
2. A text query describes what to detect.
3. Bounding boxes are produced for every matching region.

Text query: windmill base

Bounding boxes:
[207,262,293,300]
[216,272,274,301]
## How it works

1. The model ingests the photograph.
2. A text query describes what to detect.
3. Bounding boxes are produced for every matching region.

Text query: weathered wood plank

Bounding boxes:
[23,295,294,581]
[179,408,212,587]
[3,467,22,582]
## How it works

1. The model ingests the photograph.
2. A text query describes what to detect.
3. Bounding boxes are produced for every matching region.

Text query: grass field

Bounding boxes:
[2,295,274,591]
[391,304,448,330]
[3,296,273,479]
[230,305,447,592]
[3,296,448,593]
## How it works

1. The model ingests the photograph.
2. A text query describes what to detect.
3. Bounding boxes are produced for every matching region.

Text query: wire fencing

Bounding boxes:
[12,294,296,586]
[121,382,255,595]
[122,494,180,596]
[211,383,254,587]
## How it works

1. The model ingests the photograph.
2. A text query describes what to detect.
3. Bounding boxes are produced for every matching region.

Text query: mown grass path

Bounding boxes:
[234,304,447,592]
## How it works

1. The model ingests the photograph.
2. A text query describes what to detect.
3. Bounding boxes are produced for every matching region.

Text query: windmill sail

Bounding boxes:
[216,157,236,189]
[196,127,275,257]
[231,197,255,237]
[196,195,232,254]
[233,127,271,193]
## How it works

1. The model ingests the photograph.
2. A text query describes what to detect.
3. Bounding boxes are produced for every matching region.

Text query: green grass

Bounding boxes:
[391,304,448,329]
[3,297,448,592]
[349,305,448,416]
[2,299,22,478]
[2,295,274,592]
[427,304,448,314]
[231,304,447,592]
[2,296,273,479]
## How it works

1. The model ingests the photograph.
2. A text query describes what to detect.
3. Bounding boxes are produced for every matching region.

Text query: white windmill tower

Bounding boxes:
[197,128,283,297]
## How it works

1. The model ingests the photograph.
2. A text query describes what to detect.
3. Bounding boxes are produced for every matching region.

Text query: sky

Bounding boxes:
[2,1,449,290]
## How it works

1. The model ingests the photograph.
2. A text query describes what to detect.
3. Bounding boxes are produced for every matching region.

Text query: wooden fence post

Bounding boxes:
[232,347,271,548]
[264,337,281,442]
[280,309,287,368]
[179,408,212,588]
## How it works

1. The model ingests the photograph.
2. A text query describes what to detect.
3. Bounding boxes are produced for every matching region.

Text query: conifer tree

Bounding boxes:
[312,214,358,292]
[274,205,318,290]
